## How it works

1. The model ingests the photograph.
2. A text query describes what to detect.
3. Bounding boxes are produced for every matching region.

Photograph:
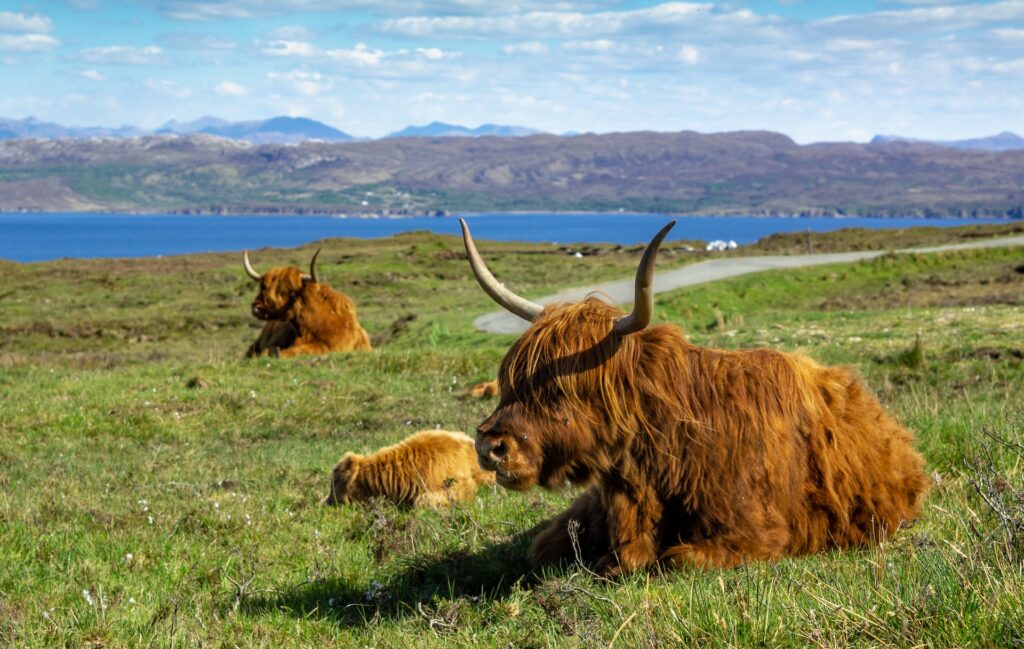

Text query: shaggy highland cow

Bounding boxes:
[243,249,372,357]
[461,219,930,574]
[325,429,495,507]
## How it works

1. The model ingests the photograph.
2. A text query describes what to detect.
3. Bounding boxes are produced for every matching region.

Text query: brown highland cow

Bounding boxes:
[324,429,495,507]
[243,249,371,357]
[461,219,930,574]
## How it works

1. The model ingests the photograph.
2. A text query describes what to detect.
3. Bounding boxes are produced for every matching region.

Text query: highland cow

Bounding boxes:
[324,429,495,507]
[243,249,371,357]
[461,219,930,574]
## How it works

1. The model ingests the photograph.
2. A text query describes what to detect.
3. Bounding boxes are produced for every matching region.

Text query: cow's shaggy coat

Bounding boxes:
[325,430,495,508]
[244,251,371,357]
[464,220,930,573]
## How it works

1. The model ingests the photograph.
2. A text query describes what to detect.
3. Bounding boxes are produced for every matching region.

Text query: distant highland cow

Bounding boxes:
[325,429,495,507]
[243,249,371,357]
[461,219,929,574]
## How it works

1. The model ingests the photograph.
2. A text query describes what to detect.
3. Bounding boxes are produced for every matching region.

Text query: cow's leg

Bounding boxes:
[277,340,333,357]
[661,540,749,570]
[246,320,297,358]
[530,487,609,569]
[413,491,455,508]
[594,485,663,575]
[469,380,499,398]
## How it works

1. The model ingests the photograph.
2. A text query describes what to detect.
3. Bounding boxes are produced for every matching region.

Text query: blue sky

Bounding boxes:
[2,1,1023,141]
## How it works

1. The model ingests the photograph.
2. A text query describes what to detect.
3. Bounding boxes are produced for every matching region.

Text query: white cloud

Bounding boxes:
[0,33,58,52]
[824,38,877,52]
[502,41,549,55]
[270,25,315,40]
[215,81,248,96]
[0,12,53,33]
[79,45,165,65]
[80,69,105,81]
[992,27,1024,40]
[377,2,718,39]
[150,1,620,21]
[564,39,616,52]
[817,1,1024,33]
[160,32,237,50]
[257,39,464,81]
[261,40,316,57]
[677,44,699,64]
[325,43,385,65]
[144,79,192,98]
[268,70,333,96]
[416,47,454,60]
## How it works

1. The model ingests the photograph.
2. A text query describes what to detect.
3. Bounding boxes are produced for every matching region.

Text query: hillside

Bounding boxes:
[2,130,1024,216]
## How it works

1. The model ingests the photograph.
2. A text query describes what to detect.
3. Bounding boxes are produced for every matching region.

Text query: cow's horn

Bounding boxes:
[308,248,321,283]
[243,250,260,281]
[612,221,675,336]
[460,218,543,323]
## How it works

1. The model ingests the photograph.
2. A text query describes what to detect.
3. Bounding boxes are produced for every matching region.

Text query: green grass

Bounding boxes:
[1,230,1022,647]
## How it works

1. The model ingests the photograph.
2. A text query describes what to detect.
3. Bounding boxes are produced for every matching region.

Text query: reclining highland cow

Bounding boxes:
[325,429,495,508]
[461,219,929,574]
[243,249,371,357]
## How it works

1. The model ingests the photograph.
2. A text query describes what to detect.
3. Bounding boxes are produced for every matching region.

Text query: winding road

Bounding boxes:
[474,235,1024,334]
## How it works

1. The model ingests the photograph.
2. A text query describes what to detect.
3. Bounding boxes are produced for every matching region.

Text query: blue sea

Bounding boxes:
[0,211,1012,263]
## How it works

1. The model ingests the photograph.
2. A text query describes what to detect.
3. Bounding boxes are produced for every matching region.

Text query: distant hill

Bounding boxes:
[387,121,543,139]
[0,116,144,140]
[159,116,354,144]
[2,129,1024,216]
[0,115,353,144]
[0,115,540,143]
[871,131,1024,152]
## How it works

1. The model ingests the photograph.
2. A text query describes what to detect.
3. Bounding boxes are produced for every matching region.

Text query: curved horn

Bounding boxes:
[242,250,260,282]
[308,248,321,283]
[612,221,676,336]
[460,218,543,323]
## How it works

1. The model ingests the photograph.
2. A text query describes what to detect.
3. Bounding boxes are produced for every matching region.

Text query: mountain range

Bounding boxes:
[0,116,542,144]
[870,131,1024,152]
[386,121,543,138]
[2,129,1024,217]
[4,115,1022,153]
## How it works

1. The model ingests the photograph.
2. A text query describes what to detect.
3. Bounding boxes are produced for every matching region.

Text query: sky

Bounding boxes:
[1,1,1023,142]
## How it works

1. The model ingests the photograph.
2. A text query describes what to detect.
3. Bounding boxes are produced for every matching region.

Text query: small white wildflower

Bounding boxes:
[128,597,136,605]
[213,502,220,509]
[147,515,154,525]
[82,590,94,606]
[124,553,133,562]
[249,390,257,399]
[314,530,321,538]
[42,611,50,620]
[244,513,251,526]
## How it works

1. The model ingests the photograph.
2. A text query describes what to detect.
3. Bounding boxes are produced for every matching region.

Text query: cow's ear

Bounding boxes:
[336,452,361,482]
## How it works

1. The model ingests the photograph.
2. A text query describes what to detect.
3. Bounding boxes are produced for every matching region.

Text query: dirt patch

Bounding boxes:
[371,313,417,347]
[963,347,1024,362]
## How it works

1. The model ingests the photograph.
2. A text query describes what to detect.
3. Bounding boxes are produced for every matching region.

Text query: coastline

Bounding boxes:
[1,206,1020,220]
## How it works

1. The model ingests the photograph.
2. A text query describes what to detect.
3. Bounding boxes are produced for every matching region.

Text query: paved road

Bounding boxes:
[474,234,1024,334]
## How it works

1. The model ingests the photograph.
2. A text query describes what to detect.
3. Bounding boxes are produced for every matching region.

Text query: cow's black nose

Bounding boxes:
[476,437,508,464]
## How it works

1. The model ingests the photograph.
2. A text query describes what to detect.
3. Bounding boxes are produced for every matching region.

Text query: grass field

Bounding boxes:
[1,225,1022,647]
